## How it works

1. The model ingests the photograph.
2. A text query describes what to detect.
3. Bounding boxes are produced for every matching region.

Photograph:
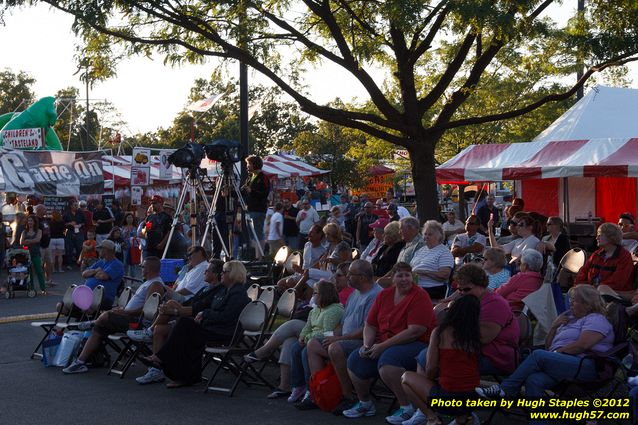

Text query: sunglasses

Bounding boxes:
[458,287,473,293]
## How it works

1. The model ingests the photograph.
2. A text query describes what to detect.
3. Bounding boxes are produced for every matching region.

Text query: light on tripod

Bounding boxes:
[167,142,205,169]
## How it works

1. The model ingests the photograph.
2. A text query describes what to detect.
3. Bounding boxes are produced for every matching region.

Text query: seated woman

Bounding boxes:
[575,222,634,296]
[142,260,250,388]
[483,247,511,291]
[294,223,351,299]
[371,221,405,280]
[410,220,454,299]
[361,218,387,262]
[335,262,355,305]
[402,295,482,425]
[488,213,541,266]
[538,216,571,268]
[477,284,614,398]
[290,280,345,408]
[495,249,544,312]
[343,262,435,425]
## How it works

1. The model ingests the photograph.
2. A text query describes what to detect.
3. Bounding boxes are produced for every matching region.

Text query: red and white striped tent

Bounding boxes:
[437,138,638,222]
[437,85,638,222]
[264,153,328,177]
[199,158,291,179]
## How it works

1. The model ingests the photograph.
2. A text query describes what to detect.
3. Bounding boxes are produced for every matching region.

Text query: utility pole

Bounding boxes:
[84,64,90,150]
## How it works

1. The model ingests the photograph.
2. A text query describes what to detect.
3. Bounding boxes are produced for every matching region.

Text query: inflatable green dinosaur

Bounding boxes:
[0,96,63,150]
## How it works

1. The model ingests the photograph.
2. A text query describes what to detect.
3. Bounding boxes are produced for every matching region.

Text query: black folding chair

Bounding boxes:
[30,284,77,359]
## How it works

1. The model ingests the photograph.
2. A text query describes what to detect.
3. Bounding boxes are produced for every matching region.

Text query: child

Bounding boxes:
[78,229,98,271]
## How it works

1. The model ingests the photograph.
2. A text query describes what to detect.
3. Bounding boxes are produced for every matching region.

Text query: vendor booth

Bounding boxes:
[437,86,638,224]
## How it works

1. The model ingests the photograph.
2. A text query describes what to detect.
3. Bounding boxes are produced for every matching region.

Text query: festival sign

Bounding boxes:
[159,149,175,179]
[0,149,104,196]
[1,127,45,149]
[131,147,151,187]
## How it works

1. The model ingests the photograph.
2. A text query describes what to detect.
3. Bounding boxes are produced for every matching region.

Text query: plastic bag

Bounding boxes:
[41,332,62,367]
[51,331,83,367]
[309,362,342,412]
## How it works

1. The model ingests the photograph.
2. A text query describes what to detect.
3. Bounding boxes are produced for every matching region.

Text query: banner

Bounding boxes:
[43,196,72,213]
[0,149,104,196]
[159,149,174,179]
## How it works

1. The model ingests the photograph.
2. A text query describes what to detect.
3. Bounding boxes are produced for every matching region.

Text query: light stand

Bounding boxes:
[200,162,264,259]
[161,166,227,259]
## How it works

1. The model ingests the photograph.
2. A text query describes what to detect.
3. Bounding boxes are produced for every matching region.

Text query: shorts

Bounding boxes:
[347,340,427,380]
[93,311,138,335]
[336,339,363,357]
[49,238,65,252]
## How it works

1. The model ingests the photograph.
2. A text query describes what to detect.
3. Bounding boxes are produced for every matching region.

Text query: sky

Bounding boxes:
[0,3,637,136]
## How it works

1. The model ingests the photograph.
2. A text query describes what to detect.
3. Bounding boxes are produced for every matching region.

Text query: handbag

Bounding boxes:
[129,237,142,265]
[51,331,83,367]
[309,362,342,412]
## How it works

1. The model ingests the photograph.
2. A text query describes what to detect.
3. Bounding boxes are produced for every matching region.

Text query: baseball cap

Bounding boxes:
[369,217,390,229]
[97,239,116,250]
[151,195,164,204]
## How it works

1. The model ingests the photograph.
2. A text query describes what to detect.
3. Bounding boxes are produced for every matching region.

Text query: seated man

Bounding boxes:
[304,260,382,414]
[56,239,125,315]
[450,215,487,267]
[62,256,165,374]
[376,217,424,287]
[132,259,226,384]
[276,225,326,291]
[618,213,638,254]
[165,245,209,302]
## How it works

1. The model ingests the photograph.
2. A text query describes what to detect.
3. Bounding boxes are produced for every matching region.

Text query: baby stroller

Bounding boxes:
[5,248,35,299]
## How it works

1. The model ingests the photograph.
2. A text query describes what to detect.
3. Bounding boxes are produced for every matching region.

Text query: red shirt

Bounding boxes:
[366,284,435,344]
[495,271,543,312]
[339,286,355,306]
[575,245,634,292]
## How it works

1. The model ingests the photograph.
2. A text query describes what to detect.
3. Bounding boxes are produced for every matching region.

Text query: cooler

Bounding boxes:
[160,259,185,284]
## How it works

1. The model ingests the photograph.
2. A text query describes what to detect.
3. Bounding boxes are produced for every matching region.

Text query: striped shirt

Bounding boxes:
[410,244,454,288]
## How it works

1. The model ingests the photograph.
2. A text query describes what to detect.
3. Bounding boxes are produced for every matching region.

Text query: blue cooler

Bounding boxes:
[160,259,185,284]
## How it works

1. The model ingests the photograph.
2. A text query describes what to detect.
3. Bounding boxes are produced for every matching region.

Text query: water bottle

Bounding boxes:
[622,353,634,370]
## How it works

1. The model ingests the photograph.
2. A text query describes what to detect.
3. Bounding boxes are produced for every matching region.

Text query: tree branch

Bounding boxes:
[417,31,477,114]
[409,1,449,56]
[435,55,638,131]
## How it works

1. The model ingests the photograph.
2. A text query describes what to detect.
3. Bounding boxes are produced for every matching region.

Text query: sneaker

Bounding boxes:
[267,388,291,399]
[386,406,415,425]
[287,386,306,403]
[332,397,355,416]
[475,384,505,399]
[402,409,428,425]
[135,367,165,385]
[243,351,262,363]
[343,400,376,418]
[66,266,72,271]
[62,360,88,374]
[295,391,318,410]
[127,328,153,343]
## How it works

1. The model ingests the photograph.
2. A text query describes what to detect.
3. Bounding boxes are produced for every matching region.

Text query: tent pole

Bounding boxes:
[562,177,570,225]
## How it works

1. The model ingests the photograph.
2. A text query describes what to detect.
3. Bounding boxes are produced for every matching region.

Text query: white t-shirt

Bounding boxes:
[297,207,320,234]
[174,260,208,300]
[268,211,284,241]
[410,244,454,288]
[397,206,411,218]
[303,241,327,270]
[451,232,487,265]
[502,234,541,260]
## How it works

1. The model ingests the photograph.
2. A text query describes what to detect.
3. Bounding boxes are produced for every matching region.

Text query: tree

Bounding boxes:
[0,68,36,114]
[5,1,637,220]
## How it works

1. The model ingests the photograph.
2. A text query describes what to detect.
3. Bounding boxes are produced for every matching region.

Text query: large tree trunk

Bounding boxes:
[409,141,440,224]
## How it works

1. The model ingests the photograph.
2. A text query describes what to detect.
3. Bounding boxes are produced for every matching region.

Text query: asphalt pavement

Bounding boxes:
[0,268,525,425]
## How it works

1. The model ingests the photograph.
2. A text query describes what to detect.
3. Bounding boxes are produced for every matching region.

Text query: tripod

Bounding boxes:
[201,162,264,259]
[161,167,227,259]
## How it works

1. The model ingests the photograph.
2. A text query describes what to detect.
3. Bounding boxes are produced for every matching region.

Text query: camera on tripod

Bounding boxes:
[167,140,244,170]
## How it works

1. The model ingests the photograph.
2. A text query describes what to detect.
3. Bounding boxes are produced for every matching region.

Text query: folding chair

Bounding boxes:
[246,283,260,301]
[107,292,162,378]
[202,300,273,396]
[30,284,77,359]
[284,252,302,275]
[57,285,105,330]
[257,286,275,313]
[267,288,296,331]
[116,287,133,308]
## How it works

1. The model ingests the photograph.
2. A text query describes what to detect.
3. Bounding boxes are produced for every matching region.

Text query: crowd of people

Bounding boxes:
[44,183,638,425]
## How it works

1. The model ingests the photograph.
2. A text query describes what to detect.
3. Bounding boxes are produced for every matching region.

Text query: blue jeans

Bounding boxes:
[500,350,597,397]
[290,340,310,388]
